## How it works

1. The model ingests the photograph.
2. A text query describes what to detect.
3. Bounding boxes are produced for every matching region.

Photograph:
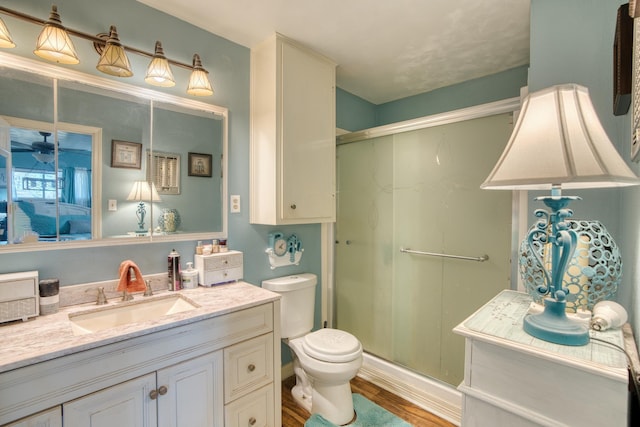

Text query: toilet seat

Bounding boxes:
[302,328,362,363]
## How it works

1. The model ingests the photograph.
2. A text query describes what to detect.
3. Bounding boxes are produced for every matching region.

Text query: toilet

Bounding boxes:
[262,273,363,425]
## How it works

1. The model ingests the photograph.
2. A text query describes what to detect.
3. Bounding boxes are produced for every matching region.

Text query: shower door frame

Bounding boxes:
[319,96,526,423]
[322,95,527,334]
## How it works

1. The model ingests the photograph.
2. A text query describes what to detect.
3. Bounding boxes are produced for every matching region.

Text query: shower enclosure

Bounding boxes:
[334,104,516,391]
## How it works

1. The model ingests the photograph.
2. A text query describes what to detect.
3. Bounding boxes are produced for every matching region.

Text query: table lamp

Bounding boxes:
[481,84,640,345]
[127,181,161,234]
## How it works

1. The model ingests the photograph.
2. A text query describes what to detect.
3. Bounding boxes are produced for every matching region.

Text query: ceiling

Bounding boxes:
[138,0,531,105]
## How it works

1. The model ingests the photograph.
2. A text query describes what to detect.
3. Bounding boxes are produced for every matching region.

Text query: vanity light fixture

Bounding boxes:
[482,84,640,346]
[144,41,175,87]
[0,17,15,48]
[96,26,132,77]
[0,4,214,96]
[127,181,162,234]
[187,54,214,96]
[33,5,79,65]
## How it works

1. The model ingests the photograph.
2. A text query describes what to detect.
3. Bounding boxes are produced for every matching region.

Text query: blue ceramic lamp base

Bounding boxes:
[523,298,589,346]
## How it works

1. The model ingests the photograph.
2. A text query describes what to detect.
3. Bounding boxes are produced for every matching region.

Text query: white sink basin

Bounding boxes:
[69,294,199,335]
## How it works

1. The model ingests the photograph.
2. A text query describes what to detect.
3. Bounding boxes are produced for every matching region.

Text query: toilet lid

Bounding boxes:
[303,328,362,363]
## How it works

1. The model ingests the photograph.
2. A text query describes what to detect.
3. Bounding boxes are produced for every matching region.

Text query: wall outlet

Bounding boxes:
[108,199,117,211]
[230,195,240,213]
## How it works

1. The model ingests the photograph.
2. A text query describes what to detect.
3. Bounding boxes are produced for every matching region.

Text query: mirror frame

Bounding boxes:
[0,51,228,253]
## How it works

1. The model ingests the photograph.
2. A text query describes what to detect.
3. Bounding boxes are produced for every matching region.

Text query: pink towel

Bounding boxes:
[117,260,146,293]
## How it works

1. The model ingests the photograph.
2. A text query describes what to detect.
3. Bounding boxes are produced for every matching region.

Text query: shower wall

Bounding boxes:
[335,113,513,386]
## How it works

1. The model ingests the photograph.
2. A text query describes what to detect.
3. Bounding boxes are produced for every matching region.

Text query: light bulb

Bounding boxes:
[591,301,628,331]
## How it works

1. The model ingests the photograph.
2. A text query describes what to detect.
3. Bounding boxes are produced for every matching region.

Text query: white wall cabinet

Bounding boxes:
[250,33,336,225]
[0,302,280,427]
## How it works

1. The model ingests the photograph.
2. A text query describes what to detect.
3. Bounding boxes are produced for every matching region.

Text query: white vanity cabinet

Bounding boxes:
[250,33,337,225]
[0,299,281,427]
[4,407,62,427]
[64,351,223,427]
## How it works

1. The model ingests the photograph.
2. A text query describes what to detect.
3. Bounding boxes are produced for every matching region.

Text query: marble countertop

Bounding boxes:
[0,281,280,373]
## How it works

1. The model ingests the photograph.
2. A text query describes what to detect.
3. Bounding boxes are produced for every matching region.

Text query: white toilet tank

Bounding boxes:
[262,273,317,339]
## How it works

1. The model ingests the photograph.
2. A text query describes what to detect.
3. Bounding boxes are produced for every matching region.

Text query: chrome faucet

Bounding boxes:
[143,280,153,297]
[121,289,134,302]
[86,286,108,305]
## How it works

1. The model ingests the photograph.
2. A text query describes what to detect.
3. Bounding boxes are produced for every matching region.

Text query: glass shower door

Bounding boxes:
[335,113,513,386]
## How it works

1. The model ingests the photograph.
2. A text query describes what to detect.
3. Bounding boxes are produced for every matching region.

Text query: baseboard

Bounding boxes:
[357,354,461,426]
[280,355,461,426]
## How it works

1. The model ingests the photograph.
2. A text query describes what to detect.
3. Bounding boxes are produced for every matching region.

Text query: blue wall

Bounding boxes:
[528,0,640,340]
[337,65,528,132]
[376,65,529,127]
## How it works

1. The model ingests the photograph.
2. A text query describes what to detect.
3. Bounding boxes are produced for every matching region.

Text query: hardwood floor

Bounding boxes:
[281,375,456,426]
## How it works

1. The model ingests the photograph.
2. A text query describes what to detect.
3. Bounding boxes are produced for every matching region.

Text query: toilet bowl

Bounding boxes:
[262,274,363,425]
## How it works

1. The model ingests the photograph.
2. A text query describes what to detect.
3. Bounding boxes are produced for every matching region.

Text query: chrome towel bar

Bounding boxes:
[400,247,489,262]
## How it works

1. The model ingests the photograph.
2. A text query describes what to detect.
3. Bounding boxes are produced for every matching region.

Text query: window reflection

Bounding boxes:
[8,126,93,242]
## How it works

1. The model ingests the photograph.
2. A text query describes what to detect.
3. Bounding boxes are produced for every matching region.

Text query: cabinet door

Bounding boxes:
[4,406,61,427]
[280,40,336,223]
[156,350,223,427]
[63,374,157,427]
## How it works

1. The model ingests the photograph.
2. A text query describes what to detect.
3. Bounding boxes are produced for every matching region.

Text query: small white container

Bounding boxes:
[181,262,199,289]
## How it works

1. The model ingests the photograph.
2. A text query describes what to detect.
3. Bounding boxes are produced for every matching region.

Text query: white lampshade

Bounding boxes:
[127,181,161,202]
[0,17,16,49]
[33,5,79,65]
[96,26,133,77]
[145,41,175,87]
[482,84,639,190]
[187,54,213,96]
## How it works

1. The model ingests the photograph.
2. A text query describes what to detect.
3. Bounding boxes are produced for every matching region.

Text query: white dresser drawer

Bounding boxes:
[224,333,273,403]
[224,384,274,427]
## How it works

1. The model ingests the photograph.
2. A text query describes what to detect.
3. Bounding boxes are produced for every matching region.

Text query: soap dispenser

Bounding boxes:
[181,262,199,289]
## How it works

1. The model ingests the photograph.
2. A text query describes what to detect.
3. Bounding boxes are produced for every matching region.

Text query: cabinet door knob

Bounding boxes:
[247,363,256,372]
[158,385,168,396]
[248,417,257,426]
[149,389,158,400]
[290,203,296,210]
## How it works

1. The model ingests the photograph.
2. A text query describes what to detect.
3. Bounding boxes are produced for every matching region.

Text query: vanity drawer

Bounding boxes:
[0,271,39,323]
[224,384,274,427]
[224,333,273,403]
[0,279,37,301]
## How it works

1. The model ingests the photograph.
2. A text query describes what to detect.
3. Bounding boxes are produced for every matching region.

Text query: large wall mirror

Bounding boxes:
[0,52,227,251]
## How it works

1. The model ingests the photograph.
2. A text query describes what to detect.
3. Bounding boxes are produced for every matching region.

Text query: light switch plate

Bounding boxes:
[108,199,117,211]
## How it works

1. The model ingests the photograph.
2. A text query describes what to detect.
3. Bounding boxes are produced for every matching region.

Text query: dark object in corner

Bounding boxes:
[614,3,633,116]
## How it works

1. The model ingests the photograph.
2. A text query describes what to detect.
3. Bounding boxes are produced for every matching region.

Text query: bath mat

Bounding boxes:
[304,393,413,427]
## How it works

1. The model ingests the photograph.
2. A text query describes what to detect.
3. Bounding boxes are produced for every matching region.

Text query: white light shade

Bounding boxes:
[32,152,55,164]
[127,181,161,202]
[33,6,79,65]
[0,17,16,49]
[482,84,640,190]
[96,26,133,77]
[187,54,213,96]
[145,41,175,87]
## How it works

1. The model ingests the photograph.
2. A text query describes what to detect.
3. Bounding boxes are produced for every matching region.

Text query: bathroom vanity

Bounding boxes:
[0,282,281,427]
